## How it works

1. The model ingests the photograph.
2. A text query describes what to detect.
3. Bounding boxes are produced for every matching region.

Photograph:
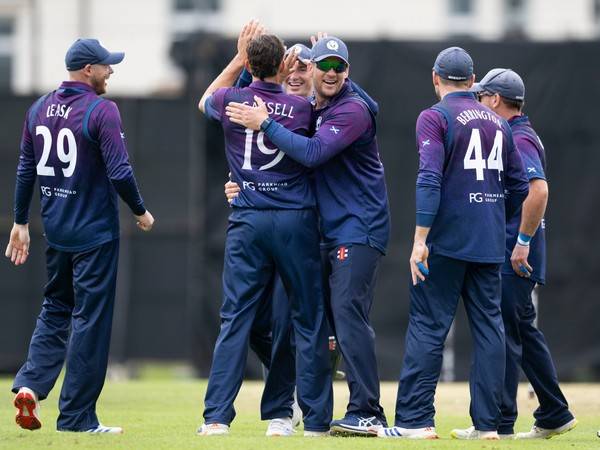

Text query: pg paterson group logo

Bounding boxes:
[336,246,349,261]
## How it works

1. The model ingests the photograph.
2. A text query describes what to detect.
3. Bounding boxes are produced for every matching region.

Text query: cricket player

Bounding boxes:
[197,26,333,436]
[6,38,154,433]
[226,35,390,436]
[228,41,380,436]
[468,68,577,439]
[378,47,529,440]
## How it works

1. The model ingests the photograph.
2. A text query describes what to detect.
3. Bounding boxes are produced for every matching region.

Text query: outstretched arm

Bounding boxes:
[198,20,264,113]
[226,96,370,168]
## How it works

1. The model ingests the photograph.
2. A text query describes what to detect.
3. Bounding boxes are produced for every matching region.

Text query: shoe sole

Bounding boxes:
[14,392,41,431]
[330,424,378,437]
[450,431,497,440]
[545,419,578,440]
[379,434,439,440]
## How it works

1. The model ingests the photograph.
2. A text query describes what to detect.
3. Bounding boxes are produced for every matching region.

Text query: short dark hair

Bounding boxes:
[247,35,285,80]
[500,96,524,111]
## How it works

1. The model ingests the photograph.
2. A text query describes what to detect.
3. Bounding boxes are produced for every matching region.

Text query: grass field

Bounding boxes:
[0,377,598,449]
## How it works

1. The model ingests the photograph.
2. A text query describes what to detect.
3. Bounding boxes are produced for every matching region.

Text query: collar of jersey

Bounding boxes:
[508,114,529,127]
[59,81,96,93]
[444,91,476,100]
[249,80,283,92]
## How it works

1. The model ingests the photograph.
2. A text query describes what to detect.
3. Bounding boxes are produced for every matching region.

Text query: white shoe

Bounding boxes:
[515,418,577,439]
[378,426,438,439]
[14,387,41,431]
[291,395,302,428]
[85,424,124,434]
[266,417,294,436]
[304,430,329,437]
[197,423,230,436]
[451,426,499,440]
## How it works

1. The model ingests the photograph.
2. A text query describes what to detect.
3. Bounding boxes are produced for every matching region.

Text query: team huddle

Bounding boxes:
[5,19,585,440]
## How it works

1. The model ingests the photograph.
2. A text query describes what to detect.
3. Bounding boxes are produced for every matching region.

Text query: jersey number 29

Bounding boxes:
[463,128,503,181]
[36,125,77,177]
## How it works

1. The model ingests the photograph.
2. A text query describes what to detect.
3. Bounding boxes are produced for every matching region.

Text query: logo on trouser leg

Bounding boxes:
[336,246,349,261]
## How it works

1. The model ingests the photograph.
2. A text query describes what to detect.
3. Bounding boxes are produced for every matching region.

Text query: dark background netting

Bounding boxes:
[1,39,599,381]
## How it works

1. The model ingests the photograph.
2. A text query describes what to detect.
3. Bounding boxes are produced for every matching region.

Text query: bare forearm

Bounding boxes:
[198,54,245,113]
[414,225,430,244]
[519,179,548,236]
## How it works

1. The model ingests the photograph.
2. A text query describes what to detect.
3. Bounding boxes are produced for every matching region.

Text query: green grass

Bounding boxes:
[0,378,598,449]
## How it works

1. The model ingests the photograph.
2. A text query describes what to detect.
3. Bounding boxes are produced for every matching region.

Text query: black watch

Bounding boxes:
[260,117,273,132]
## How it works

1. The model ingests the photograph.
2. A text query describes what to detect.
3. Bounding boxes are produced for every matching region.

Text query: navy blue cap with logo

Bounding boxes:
[311,37,349,65]
[471,68,525,101]
[286,43,312,64]
[433,46,473,81]
[65,38,125,71]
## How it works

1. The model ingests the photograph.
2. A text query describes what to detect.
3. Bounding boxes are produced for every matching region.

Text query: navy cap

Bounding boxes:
[65,38,125,71]
[471,68,525,101]
[311,37,349,65]
[433,46,473,81]
[285,43,312,64]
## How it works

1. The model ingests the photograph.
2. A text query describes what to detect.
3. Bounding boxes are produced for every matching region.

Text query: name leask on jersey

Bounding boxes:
[46,103,73,119]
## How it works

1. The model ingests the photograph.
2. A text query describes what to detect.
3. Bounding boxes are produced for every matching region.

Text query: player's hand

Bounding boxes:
[276,47,299,85]
[224,180,240,204]
[409,240,429,286]
[135,211,154,232]
[310,31,328,47]
[226,95,269,131]
[4,223,30,266]
[237,19,264,61]
[511,243,532,277]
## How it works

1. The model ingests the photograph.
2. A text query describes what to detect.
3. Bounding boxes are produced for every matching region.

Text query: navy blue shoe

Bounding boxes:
[330,415,383,436]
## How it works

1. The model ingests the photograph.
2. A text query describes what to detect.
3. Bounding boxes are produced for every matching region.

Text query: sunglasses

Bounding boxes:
[477,91,497,101]
[315,59,347,73]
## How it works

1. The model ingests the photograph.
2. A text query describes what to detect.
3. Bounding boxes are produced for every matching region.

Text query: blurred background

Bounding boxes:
[0,0,599,382]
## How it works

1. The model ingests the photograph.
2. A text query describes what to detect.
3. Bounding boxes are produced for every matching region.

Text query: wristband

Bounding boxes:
[517,232,532,246]
[260,117,273,132]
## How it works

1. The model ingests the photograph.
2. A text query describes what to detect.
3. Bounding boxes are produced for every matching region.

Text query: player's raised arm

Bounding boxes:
[198,19,264,113]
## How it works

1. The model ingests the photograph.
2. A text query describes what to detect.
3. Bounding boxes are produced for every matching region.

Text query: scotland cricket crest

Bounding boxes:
[336,246,349,261]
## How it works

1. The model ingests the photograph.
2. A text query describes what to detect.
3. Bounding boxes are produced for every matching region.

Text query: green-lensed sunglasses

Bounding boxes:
[315,58,347,73]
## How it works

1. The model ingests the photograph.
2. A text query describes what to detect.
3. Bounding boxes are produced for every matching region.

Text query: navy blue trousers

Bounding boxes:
[249,274,296,420]
[13,239,119,431]
[322,244,386,423]
[203,208,332,431]
[499,275,573,434]
[395,252,505,431]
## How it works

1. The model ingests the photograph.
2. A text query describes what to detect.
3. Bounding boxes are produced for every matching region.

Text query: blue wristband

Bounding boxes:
[517,232,532,246]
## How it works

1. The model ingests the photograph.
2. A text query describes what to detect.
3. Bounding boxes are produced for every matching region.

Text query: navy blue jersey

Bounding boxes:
[503,115,547,284]
[206,81,314,209]
[416,91,528,263]
[14,81,145,252]
[262,81,390,254]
